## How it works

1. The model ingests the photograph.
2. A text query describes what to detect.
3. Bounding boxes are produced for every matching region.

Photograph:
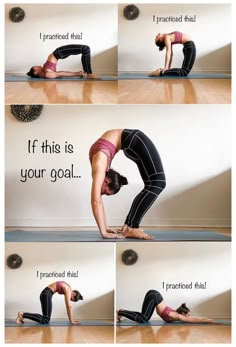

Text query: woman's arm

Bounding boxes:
[163,35,173,71]
[64,289,80,324]
[44,71,84,79]
[169,312,218,324]
[91,155,123,239]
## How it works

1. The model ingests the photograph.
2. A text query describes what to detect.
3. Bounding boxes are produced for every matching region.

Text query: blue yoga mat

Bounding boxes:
[5,74,117,81]
[5,230,231,242]
[118,73,231,80]
[117,319,231,326]
[5,320,113,327]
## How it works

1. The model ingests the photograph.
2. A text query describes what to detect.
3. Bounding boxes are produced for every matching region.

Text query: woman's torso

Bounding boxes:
[156,301,176,322]
[168,31,191,45]
[43,53,58,72]
[89,129,123,171]
[48,281,70,295]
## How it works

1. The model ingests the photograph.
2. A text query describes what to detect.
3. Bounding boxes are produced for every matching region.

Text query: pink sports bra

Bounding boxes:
[43,60,57,71]
[169,31,183,44]
[55,281,65,295]
[159,306,176,322]
[89,138,117,171]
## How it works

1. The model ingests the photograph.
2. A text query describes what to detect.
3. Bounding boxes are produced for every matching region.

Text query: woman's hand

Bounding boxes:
[148,69,162,77]
[102,231,125,239]
[106,227,123,234]
[71,320,81,325]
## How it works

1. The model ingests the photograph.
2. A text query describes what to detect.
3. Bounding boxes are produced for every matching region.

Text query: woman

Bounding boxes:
[117,290,218,324]
[26,44,97,79]
[149,31,196,77]
[16,281,83,325]
[89,129,166,240]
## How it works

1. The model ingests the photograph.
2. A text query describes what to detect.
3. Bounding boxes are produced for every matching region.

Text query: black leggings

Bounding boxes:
[23,287,53,324]
[53,44,93,74]
[121,129,166,228]
[161,41,196,77]
[118,290,163,323]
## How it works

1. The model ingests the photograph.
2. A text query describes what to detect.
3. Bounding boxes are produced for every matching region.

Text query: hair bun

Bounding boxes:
[120,175,128,186]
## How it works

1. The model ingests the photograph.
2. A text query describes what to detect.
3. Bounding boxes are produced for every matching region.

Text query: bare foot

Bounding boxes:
[76,71,86,78]
[86,73,98,79]
[122,225,153,240]
[148,69,162,77]
[16,311,24,324]
[116,310,121,322]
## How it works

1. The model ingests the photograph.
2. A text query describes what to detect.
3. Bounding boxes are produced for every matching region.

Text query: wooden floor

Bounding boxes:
[5,80,118,104]
[5,78,231,104]
[118,79,231,104]
[116,325,231,344]
[5,326,114,344]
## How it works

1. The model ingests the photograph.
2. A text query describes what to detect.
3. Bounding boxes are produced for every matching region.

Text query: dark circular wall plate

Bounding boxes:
[123,4,140,20]
[7,254,23,269]
[10,105,43,122]
[121,249,138,265]
[9,7,25,23]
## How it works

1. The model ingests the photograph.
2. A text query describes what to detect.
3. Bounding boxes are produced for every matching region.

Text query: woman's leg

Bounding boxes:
[121,129,166,229]
[118,290,163,323]
[162,41,196,76]
[53,45,93,74]
[22,287,53,324]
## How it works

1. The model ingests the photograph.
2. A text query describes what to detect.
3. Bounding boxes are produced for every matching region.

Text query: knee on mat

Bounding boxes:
[137,316,148,323]
[41,317,50,324]
[181,69,190,76]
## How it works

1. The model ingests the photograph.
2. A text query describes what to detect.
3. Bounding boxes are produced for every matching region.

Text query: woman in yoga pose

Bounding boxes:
[117,290,217,324]
[27,44,97,79]
[16,281,83,325]
[90,129,166,240]
[149,31,196,77]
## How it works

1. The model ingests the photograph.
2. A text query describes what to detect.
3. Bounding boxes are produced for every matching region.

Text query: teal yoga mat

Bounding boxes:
[5,320,113,327]
[5,74,117,81]
[5,230,231,242]
[118,73,231,80]
[117,319,231,326]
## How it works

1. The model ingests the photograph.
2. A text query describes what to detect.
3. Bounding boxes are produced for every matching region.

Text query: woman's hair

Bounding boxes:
[73,290,83,302]
[155,40,166,51]
[26,67,40,78]
[176,303,190,315]
[106,168,128,194]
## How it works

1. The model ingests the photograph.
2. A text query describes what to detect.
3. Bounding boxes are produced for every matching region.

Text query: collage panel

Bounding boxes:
[5,3,118,105]
[5,104,231,243]
[5,242,115,344]
[116,242,231,344]
[118,3,231,104]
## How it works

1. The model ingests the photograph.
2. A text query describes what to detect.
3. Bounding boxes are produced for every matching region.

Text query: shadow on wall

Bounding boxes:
[196,290,231,319]
[196,44,231,72]
[92,46,118,74]
[76,290,114,319]
[150,169,231,224]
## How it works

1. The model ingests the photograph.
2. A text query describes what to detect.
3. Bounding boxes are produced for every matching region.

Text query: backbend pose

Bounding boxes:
[117,290,218,324]
[89,129,166,240]
[16,281,83,325]
[149,31,196,77]
[27,44,97,79]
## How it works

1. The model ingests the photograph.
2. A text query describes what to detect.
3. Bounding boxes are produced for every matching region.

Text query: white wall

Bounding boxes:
[5,242,114,319]
[5,4,117,74]
[118,4,231,72]
[116,243,231,319]
[5,104,231,228]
